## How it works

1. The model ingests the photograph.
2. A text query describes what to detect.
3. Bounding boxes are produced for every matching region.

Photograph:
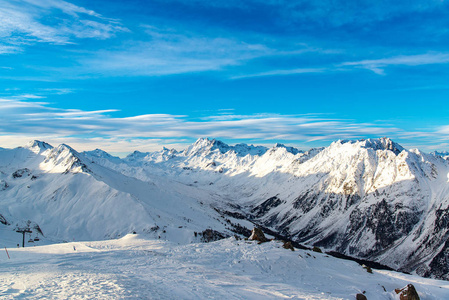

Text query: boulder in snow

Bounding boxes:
[249,227,268,243]
[356,293,367,300]
[395,284,420,300]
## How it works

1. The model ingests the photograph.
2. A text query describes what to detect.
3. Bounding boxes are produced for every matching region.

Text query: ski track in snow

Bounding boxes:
[1,235,448,299]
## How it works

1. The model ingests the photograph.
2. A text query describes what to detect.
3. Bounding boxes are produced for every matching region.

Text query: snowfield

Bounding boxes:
[1,233,448,300]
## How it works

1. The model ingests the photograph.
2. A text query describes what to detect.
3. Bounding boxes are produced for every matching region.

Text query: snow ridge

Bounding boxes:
[184,138,268,157]
[336,137,404,155]
[25,140,53,154]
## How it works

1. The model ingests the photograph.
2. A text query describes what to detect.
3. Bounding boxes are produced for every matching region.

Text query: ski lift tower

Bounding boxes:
[16,228,32,248]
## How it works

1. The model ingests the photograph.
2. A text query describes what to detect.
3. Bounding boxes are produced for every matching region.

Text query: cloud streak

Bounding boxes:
[340,53,449,75]
[2,97,445,154]
[75,26,273,77]
[0,0,127,52]
[231,68,327,79]
[231,52,449,79]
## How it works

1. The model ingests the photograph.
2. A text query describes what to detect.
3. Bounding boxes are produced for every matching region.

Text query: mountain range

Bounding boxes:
[1,137,449,280]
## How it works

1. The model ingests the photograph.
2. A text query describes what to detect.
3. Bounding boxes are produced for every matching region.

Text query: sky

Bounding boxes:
[1,0,449,156]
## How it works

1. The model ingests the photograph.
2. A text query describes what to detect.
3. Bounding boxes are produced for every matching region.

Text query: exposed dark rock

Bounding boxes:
[425,237,449,280]
[221,210,247,220]
[395,284,420,300]
[365,199,400,249]
[12,168,31,178]
[356,293,367,300]
[0,213,9,225]
[434,207,449,232]
[293,190,320,213]
[356,137,404,155]
[326,251,395,271]
[201,229,226,243]
[312,246,322,253]
[345,194,362,209]
[315,232,340,248]
[230,223,251,237]
[205,161,216,167]
[251,196,283,218]
[363,199,420,252]
[282,241,295,251]
[362,264,373,274]
[0,180,8,190]
[249,227,268,243]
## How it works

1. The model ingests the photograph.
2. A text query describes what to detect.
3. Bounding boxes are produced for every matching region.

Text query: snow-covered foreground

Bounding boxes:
[1,234,448,300]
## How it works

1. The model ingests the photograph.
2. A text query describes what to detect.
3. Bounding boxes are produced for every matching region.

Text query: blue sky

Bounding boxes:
[1,0,449,155]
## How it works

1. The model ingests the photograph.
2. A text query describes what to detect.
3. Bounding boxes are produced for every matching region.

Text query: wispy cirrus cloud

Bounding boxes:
[37,88,75,95]
[231,52,449,79]
[339,53,449,75]
[75,25,274,76]
[2,96,446,154]
[0,44,21,54]
[0,0,127,52]
[436,125,449,135]
[231,67,327,79]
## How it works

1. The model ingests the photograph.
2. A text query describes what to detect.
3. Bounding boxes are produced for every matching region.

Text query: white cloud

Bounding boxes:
[436,125,449,135]
[231,67,326,79]
[232,52,449,79]
[0,97,416,153]
[78,26,272,76]
[38,88,75,95]
[340,53,449,74]
[21,0,102,18]
[0,0,127,51]
[0,44,21,54]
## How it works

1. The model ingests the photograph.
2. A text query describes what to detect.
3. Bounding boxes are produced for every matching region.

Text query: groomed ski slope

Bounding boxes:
[1,234,448,299]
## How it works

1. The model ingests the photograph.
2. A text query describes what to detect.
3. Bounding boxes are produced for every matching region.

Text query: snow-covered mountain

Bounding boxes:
[2,137,449,281]
[0,140,242,244]
[432,151,449,160]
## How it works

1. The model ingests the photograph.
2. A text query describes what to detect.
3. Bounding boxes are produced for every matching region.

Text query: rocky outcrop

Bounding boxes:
[0,213,9,225]
[355,294,367,300]
[200,229,226,243]
[12,168,31,178]
[249,227,268,243]
[395,284,420,300]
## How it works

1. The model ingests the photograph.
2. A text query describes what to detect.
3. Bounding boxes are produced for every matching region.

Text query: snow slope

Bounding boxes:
[1,234,448,299]
[0,141,238,244]
[2,137,449,281]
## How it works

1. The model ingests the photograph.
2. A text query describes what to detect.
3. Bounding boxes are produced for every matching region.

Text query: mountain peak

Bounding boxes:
[431,151,449,158]
[273,143,302,155]
[25,140,53,153]
[43,143,90,173]
[337,137,404,155]
[184,138,231,156]
[185,138,267,157]
[125,150,149,161]
[83,149,116,159]
[361,137,404,155]
[58,143,76,151]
